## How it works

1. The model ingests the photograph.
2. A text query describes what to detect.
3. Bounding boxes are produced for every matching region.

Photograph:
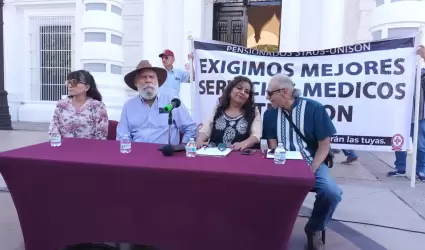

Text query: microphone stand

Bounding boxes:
[159,109,185,155]
[168,111,172,145]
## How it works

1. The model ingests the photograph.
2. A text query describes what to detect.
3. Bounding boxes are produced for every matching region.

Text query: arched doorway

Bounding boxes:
[212,0,281,48]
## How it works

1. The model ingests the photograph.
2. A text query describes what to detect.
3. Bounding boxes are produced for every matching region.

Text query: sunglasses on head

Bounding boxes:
[207,142,226,151]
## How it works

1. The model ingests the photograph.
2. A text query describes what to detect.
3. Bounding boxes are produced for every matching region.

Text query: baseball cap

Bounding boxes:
[159,49,174,57]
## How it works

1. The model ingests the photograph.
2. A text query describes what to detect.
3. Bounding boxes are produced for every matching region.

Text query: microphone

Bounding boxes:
[157,97,185,155]
[163,98,181,112]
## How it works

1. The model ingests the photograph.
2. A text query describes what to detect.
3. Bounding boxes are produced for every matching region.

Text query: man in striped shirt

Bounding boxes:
[263,75,341,249]
[387,46,425,182]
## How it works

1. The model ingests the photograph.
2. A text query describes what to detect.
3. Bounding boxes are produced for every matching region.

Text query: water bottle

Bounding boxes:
[120,135,131,153]
[50,128,61,147]
[274,143,286,164]
[185,138,197,158]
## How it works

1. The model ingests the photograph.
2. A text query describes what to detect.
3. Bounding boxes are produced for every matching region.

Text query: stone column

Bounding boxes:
[183,0,204,56]
[142,0,164,67]
[320,0,346,49]
[81,0,126,120]
[279,0,302,51]
[0,0,12,129]
[203,0,214,40]
[297,0,322,51]
[182,0,204,114]
[164,0,184,68]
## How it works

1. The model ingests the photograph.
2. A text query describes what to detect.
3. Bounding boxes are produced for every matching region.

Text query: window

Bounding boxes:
[376,0,385,7]
[391,0,420,2]
[372,30,382,41]
[387,27,418,38]
[29,16,74,101]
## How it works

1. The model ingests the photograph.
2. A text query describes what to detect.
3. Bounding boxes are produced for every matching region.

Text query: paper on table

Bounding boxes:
[266,150,303,160]
[196,147,232,157]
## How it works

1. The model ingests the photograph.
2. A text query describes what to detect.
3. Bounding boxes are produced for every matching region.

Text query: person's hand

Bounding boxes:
[231,142,248,151]
[417,45,425,60]
[311,164,320,174]
[188,52,194,61]
[196,139,208,149]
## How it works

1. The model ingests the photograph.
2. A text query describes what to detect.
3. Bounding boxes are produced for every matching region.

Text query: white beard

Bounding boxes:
[138,86,158,100]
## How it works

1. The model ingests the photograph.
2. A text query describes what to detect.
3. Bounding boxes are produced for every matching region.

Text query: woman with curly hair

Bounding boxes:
[196,76,262,150]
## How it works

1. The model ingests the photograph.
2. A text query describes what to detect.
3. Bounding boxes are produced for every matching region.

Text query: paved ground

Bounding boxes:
[1,122,425,250]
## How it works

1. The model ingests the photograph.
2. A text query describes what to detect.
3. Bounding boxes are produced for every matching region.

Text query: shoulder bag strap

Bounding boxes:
[281,109,315,150]
[277,108,282,144]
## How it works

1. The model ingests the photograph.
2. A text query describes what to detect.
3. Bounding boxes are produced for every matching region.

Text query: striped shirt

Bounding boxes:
[262,97,336,165]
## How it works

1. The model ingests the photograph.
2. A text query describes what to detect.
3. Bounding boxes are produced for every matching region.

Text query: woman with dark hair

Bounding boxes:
[196,76,262,150]
[48,70,109,140]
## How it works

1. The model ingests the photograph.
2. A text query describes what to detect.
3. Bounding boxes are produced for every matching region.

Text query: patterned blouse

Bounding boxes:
[48,98,109,140]
[210,112,250,147]
[199,106,262,146]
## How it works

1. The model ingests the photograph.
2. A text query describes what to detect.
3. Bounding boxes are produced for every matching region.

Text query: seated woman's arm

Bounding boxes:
[116,103,132,141]
[94,102,109,140]
[196,108,215,148]
[48,102,62,136]
[232,107,262,150]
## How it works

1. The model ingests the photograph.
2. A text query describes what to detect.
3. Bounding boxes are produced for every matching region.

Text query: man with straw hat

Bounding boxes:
[116,60,197,144]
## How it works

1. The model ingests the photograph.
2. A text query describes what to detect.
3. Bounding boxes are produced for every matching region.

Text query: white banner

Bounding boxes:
[193,38,417,151]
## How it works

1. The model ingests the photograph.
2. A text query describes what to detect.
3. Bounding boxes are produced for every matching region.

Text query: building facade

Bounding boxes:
[3,0,425,122]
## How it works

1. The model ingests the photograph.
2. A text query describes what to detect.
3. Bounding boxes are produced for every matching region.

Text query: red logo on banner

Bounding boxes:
[391,134,404,151]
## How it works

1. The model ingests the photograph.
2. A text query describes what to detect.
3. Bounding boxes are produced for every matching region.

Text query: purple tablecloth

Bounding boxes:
[0,138,315,250]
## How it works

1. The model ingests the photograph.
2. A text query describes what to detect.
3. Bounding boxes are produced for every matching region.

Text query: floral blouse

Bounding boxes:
[48,98,109,140]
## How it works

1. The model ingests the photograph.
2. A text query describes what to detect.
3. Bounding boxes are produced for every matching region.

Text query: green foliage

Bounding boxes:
[252,44,279,52]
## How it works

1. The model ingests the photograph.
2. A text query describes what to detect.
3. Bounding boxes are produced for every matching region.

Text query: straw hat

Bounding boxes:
[124,60,167,91]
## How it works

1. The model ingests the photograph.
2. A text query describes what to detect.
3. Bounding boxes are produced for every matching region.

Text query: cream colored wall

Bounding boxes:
[357,0,375,42]
[247,6,281,49]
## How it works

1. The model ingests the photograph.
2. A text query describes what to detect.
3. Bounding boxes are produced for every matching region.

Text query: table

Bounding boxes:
[0,138,315,250]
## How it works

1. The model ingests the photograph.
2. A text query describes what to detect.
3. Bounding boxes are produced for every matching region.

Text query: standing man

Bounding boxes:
[387,45,425,182]
[341,149,358,164]
[159,49,190,97]
[262,74,342,250]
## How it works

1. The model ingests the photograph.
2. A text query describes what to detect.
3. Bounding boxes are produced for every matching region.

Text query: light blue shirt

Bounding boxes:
[116,91,197,145]
[160,67,189,96]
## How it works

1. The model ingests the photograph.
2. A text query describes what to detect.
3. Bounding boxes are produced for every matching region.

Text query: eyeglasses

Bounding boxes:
[207,142,226,151]
[66,79,86,87]
[266,88,284,97]
[161,56,168,60]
